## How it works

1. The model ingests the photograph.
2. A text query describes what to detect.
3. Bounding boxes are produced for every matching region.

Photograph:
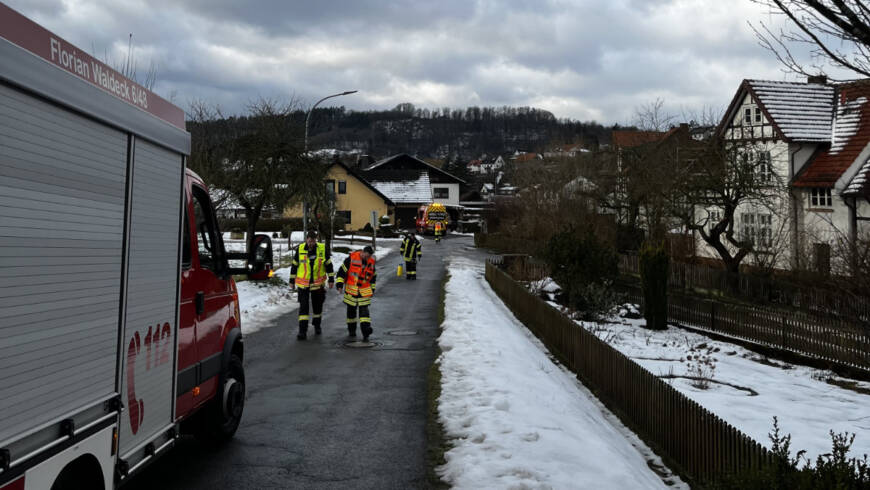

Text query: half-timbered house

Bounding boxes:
[703,77,870,272]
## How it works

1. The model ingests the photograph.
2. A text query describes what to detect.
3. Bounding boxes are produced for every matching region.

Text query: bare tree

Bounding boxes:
[99,33,158,90]
[187,98,327,250]
[751,0,870,79]
[634,98,676,131]
[666,139,791,289]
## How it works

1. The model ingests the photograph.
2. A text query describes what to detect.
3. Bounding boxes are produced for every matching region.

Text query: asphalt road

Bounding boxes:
[125,235,475,490]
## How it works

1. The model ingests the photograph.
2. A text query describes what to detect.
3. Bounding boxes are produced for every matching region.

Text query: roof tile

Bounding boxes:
[747,80,835,142]
[794,81,870,188]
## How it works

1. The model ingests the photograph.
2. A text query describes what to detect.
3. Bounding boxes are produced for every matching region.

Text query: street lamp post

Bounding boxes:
[302,90,358,236]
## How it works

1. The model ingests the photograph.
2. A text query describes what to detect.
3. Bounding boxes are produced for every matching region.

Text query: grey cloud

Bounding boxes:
[3,0,799,124]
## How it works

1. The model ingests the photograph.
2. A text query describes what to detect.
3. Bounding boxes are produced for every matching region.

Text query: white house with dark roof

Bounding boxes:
[361,153,465,228]
[703,77,870,272]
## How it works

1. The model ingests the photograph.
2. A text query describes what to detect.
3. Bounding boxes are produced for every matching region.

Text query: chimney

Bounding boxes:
[356,154,374,170]
[808,75,828,85]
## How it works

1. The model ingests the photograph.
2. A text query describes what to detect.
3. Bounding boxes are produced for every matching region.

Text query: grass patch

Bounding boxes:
[823,377,870,396]
[425,272,451,489]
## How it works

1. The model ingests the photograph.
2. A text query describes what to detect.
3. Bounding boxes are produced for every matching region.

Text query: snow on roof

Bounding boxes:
[367,170,432,203]
[845,156,870,194]
[747,80,835,142]
[830,97,867,154]
[563,176,597,193]
[795,80,870,188]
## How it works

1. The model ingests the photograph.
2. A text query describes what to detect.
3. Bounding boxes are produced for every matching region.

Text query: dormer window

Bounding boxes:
[744,107,752,125]
[810,188,832,207]
[754,107,762,123]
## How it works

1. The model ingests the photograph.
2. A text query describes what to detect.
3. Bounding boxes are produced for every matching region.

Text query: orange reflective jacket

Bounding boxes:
[344,251,376,297]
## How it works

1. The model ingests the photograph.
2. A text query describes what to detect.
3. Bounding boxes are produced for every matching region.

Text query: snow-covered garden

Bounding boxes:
[529,276,870,462]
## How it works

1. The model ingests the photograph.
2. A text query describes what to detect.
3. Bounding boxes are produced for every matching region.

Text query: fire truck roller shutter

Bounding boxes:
[117,139,183,458]
[0,82,128,446]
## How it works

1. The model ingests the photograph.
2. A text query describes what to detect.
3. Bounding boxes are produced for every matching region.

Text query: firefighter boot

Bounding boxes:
[296,328,307,341]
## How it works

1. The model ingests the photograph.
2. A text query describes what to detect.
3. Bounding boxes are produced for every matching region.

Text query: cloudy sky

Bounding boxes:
[5,0,826,124]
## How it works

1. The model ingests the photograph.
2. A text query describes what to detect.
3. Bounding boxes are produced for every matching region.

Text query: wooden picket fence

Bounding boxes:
[619,253,870,323]
[485,258,772,484]
[618,284,870,371]
[477,237,870,371]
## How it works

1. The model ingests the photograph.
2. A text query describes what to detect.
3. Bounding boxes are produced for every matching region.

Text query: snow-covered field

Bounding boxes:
[531,278,870,462]
[233,241,393,335]
[437,257,685,489]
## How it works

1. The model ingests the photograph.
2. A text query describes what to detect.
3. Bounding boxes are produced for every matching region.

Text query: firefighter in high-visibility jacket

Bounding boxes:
[400,233,422,280]
[336,246,377,341]
[289,231,335,340]
[434,221,444,243]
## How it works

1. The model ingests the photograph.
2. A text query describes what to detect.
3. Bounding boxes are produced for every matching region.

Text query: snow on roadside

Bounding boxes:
[235,273,296,335]
[437,257,683,489]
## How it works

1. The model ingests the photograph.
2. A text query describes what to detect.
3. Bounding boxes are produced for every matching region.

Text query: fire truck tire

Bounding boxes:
[51,455,104,490]
[196,354,245,443]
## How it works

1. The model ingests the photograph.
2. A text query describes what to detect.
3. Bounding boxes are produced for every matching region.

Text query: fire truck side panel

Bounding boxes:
[117,139,183,458]
[0,81,127,448]
[22,426,114,490]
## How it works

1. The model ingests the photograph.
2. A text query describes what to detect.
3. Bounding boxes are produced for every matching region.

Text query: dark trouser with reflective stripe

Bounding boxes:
[345,298,372,338]
[404,259,417,279]
[298,287,326,333]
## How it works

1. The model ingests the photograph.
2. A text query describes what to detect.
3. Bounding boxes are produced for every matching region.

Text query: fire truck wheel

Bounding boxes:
[51,455,104,490]
[197,354,245,443]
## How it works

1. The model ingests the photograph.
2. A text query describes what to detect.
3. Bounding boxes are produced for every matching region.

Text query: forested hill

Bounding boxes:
[295,103,618,159]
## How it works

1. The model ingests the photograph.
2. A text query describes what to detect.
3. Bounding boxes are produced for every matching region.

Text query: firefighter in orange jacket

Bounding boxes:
[336,246,377,341]
[434,221,444,243]
[289,231,334,340]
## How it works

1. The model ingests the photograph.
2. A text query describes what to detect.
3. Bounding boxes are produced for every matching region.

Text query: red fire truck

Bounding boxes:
[0,4,270,488]
[415,202,450,235]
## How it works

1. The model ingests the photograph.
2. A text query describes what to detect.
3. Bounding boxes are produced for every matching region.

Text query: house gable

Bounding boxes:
[328,161,395,205]
[717,80,836,143]
[718,83,782,142]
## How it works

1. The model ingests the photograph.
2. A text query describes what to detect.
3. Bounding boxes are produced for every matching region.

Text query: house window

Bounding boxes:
[758,214,772,248]
[741,213,755,244]
[338,180,347,194]
[336,210,351,226]
[757,151,772,183]
[754,107,762,124]
[810,188,832,207]
[326,179,335,194]
[744,107,752,125]
[433,187,449,199]
[741,213,772,249]
[708,209,721,231]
